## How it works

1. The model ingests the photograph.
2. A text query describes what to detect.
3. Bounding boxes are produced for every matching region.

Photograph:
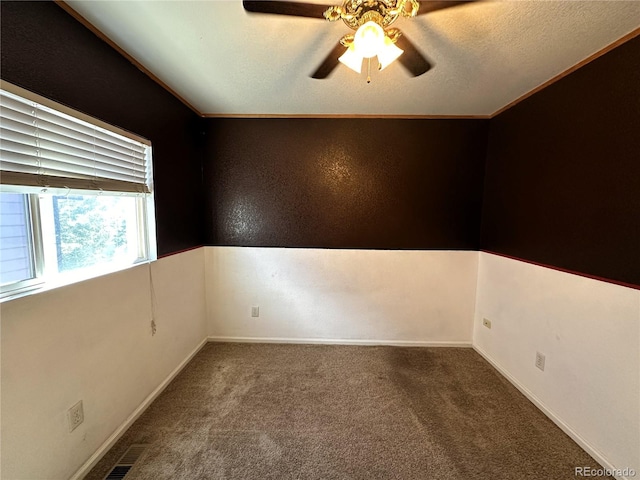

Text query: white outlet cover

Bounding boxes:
[535,352,546,371]
[68,400,84,432]
[251,306,259,317]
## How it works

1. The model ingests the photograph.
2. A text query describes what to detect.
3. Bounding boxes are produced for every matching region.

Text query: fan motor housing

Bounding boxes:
[340,0,401,29]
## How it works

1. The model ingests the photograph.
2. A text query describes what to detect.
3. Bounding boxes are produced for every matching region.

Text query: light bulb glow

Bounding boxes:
[340,22,404,76]
[353,21,385,58]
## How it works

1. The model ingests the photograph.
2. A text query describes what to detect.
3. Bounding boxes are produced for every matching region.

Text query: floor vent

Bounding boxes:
[104,444,149,480]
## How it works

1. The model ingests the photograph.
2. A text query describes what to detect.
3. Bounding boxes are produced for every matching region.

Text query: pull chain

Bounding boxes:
[367,58,371,84]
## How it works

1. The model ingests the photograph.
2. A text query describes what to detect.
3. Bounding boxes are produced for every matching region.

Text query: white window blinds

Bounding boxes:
[0,89,150,194]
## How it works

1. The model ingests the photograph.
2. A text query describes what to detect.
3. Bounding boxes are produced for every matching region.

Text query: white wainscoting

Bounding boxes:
[205,247,479,345]
[473,252,640,479]
[1,248,207,480]
[4,246,637,480]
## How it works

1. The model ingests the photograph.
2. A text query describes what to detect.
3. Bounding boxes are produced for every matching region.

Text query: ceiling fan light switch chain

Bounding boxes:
[242,0,434,80]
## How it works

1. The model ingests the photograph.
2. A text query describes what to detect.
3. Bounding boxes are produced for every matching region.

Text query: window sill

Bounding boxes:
[0,259,153,303]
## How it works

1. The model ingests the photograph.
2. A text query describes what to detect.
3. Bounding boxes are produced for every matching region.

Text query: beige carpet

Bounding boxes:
[84,343,611,479]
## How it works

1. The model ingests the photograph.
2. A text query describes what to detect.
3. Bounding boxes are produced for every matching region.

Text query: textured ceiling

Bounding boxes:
[65,0,640,117]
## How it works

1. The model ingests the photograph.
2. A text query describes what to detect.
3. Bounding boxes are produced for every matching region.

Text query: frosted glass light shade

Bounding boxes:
[377,36,404,70]
[353,21,385,58]
[339,45,364,73]
[340,22,404,75]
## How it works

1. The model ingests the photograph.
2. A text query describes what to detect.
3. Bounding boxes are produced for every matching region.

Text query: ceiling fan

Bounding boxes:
[243,0,476,81]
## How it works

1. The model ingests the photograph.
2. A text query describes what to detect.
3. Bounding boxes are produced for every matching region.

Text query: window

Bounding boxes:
[0,83,156,299]
[0,193,36,286]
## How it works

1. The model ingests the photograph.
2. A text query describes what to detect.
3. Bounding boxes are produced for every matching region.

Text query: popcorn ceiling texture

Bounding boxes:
[84,343,612,480]
[64,1,640,116]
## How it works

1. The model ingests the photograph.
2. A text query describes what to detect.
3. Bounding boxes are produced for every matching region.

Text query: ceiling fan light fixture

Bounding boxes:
[244,0,439,80]
[353,21,385,58]
[377,36,404,70]
[338,44,364,73]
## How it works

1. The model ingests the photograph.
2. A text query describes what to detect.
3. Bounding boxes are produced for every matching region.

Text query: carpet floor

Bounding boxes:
[84,343,611,480]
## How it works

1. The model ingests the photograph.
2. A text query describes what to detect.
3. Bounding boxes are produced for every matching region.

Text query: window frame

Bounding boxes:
[0,81,156,301]
[0,193,44,296]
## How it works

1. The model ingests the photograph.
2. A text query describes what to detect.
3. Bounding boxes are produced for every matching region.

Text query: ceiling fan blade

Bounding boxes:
[416,1,476,15]
[310,42,346,79]
[242,1,331,19]
[395,34,432,77]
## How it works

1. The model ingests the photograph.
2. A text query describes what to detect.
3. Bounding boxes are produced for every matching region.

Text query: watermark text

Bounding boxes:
[575,466,636,477]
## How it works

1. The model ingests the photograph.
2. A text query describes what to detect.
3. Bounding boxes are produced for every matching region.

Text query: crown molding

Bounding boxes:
[491,26,640,118]
[55,1,203,117]
[201,113,491,119]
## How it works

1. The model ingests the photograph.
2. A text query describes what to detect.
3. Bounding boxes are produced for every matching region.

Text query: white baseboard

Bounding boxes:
[207,335,472,347]
[69,337,209,480]
[473,345,631,480]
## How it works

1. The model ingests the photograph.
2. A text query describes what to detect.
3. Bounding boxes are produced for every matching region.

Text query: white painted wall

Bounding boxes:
[4,246,636,479]
[205,247,478,345]
[0,247,207,480]
[474,252,640,477]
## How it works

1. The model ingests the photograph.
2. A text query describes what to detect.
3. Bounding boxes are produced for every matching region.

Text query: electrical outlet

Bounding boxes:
[68,400,84,432]
[251,306,259,317]
[482,318,492,329]
[535,352,546,371]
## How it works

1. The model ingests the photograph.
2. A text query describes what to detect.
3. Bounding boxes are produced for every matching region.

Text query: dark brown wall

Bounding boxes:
[482,36,640,286]
[204,118,488,249]
[0,1,205,256]
[6,1,636,282]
